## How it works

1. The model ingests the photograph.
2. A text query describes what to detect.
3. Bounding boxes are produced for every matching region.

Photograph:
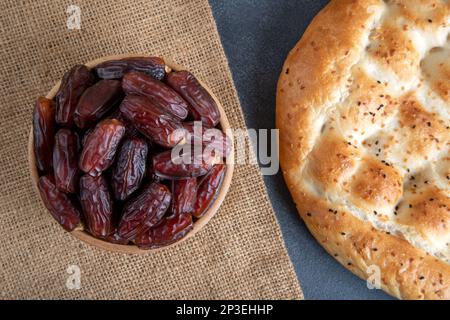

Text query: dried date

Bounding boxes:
[192,164,226,218]
[135,212,193,249]
[79,174,114,238]
[118,182,171,241]
[111,137,148,201]
[166,71,220,127]
[119,94,184,147]
[74,79,123,128]
[95,57,166,80]
[172,178,197,215]
[56,65,95,127]
[105,229,130,245]
[33,97,56,173]
[122,71,188,119]
[108,109,140,138]
[37,175,81,231]
[53,129,80,193]
[152,147,214,179]
[79,119,125,176]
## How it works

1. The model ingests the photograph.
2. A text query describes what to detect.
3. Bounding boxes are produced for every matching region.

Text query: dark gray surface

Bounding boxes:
[209,0,392,300]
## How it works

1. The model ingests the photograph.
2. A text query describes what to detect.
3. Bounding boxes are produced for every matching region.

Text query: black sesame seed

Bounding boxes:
[409,204,413,208]
[307,212,312,217]
[341,232,346,236]
[419,276,425,280]
[428,19,433,23]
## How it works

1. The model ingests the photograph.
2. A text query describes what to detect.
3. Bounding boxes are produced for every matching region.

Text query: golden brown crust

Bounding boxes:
[277,0,450,299]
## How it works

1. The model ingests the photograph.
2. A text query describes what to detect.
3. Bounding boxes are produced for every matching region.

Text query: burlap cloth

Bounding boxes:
[0,0,302,299]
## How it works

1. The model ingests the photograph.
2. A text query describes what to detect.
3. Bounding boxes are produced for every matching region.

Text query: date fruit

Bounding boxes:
[56,65,95,127]
[33,97,56,173]
[79,119,125,176]
[111,137,148,201]
[79,174,114,238]
[152,148,214,179]
[166,71,220,127]
[74,79,123,128]
[38,175,81,231]
[192,164,226,218]
[53,129,80,193]
[108,109,140,138]
[119,94,185,147]
[118,182,171,241]
[172,178,197,215]
[123,71,188,119]
[135,213,193,249]
[95,57,166,80]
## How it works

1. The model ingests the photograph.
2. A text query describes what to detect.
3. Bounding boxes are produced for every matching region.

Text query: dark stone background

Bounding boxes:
[209,0,392,300]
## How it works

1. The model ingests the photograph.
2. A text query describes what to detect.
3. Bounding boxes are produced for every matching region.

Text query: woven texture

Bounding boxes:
[0,0,302,299]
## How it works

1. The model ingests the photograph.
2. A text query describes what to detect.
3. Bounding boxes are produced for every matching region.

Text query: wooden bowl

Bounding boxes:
[28,54,234,254]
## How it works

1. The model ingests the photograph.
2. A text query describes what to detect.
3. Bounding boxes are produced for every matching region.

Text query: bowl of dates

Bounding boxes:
[28,54,234,253]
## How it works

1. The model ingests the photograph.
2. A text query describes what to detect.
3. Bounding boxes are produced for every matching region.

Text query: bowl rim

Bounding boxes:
[28,54,234,254]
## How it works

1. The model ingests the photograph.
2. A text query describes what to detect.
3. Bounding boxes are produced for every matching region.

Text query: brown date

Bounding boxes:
[105,229,130,245]
[152,147,215,179]
[79,119,125,176]
[118,182,171,241]
[79,174,114,238]
[119,94,184,147]
[53,129,80,193]
[166,71,220,127]
[33,97,56,173]
[172,178,197,215]
[192,164,226,218]
[122,71,188,119]
[108,109,140,138]
[183,122,232,158]
[95,57,166,80]
[56,65,95,127]
[37,175,81,231]
[111,137,148,201]
[74,79,123,128]
[135,212,193,249]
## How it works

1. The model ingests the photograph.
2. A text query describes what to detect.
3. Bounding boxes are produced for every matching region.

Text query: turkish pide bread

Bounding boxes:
[276,0,450,299]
